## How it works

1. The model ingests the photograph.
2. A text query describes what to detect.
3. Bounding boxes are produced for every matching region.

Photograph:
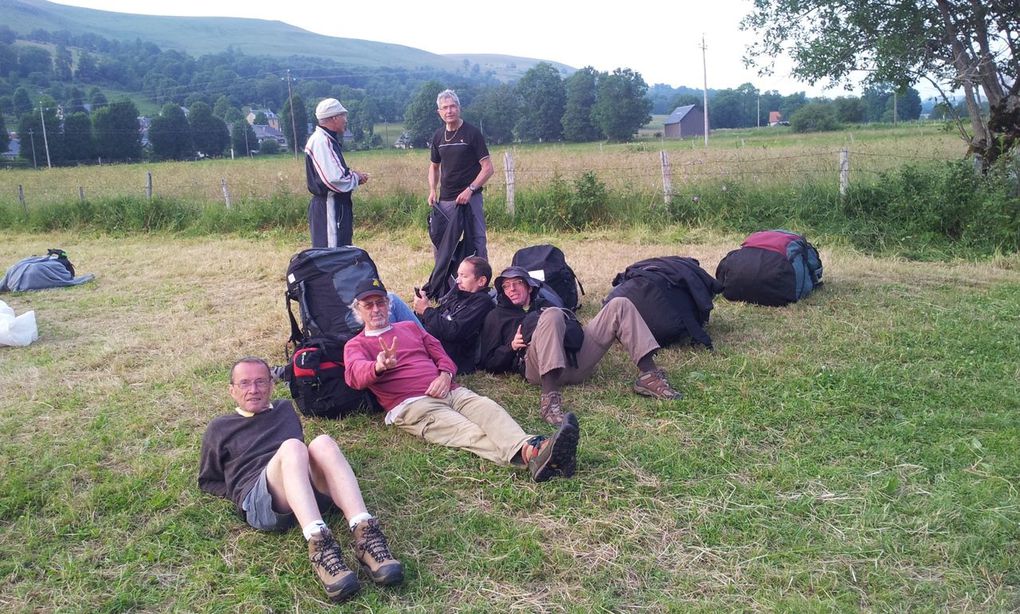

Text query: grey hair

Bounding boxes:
[348,294,390,326]
[229,356,271,384]
[436,89,460,108]
[348,299,364,325]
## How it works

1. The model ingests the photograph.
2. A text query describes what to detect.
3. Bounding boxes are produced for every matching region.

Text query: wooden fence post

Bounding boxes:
[503,150,515,217]
[18,185,26,214]
[221,178,232,208]
[839,148,850,198]
[660,151,673,205]
[79,187,85,203]
[146,172,153,201]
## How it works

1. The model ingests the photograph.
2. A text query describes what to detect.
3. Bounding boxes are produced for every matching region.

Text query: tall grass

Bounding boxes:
[2,125,1015,258]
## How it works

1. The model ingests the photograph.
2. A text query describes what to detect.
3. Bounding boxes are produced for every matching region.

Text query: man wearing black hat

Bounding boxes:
[305,97,370,247]
[479,266,682,426]
[343,277,579,482]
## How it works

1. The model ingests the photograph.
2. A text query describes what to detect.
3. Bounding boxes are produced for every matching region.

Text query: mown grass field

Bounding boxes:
[0,226,1017,612]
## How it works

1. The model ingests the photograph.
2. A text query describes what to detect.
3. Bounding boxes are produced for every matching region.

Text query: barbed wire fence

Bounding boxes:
[5,146,966,213]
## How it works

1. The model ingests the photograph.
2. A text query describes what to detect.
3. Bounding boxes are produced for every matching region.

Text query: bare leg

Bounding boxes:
[264,438,324,529]
[307,434,370,523]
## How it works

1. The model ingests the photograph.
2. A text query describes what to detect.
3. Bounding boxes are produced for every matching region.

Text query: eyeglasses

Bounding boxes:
[232,379,271,389]
[501,279,527,292]
[359,297,389,310]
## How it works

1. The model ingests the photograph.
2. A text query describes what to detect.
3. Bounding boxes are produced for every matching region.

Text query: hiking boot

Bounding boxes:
[308,527,360,602]
[528,412,580,482]
[352,518,404,586]
[540,391,566,425]
[557,412,580,478]
[634,369,683,400]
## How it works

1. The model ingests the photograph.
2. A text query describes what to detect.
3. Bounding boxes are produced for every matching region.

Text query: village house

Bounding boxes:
[246,108,280,130]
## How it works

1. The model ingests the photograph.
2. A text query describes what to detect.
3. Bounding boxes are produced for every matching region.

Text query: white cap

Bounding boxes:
[315,98,348,120]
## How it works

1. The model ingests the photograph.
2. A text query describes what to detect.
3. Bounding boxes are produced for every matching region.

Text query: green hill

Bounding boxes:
[2,0,574,79]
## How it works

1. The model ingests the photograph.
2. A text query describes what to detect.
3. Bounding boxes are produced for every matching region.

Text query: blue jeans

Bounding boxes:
[388,293,424,329]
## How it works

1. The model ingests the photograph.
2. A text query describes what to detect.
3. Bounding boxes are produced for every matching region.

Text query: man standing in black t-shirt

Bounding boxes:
[428,89,493,260]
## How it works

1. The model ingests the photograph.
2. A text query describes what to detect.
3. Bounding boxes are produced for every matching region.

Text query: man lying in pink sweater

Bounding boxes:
[344,277,578,482]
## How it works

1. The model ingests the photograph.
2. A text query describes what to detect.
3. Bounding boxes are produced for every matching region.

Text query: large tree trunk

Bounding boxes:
[984,92,1020,168]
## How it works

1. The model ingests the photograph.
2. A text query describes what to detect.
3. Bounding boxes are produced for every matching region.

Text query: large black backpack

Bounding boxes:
[284,247,380,418]
[715,230,823,306]
[605,256,722,349]
[511,244,584,311]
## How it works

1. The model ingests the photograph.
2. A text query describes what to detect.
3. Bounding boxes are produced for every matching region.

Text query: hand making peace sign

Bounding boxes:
[375,336,398,373]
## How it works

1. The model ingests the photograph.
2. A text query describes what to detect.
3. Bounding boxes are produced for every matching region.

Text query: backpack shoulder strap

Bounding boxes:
[285,292,303,345]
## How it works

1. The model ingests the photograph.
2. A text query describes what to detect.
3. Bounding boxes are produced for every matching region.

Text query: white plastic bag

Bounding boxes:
[0,299,39,347]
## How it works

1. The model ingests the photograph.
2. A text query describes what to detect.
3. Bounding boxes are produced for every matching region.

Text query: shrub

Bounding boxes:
[845,159,1020,254]
[565,170,609,230]
[791,103,841,133]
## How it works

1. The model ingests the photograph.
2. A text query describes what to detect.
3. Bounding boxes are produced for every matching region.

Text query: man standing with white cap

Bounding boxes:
[305,98,370,247]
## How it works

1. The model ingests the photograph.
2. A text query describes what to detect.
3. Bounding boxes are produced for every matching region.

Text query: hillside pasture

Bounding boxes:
[0,229,1017,611]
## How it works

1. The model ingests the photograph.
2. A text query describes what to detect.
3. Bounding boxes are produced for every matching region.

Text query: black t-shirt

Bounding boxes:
[430,121,490,200]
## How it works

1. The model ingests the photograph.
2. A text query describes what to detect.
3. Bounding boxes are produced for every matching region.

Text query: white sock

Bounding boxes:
[302,519,328,541]
[348,512,373,531]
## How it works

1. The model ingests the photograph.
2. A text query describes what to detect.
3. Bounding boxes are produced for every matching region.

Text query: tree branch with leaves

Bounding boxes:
[742,0,1019,168]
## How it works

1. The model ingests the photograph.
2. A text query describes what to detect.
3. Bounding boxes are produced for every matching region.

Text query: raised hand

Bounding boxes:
[511,324,528,351]
[375,336,398,373]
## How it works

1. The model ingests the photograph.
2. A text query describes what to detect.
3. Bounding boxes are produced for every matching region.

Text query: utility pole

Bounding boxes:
[757,91,761,128]
[28,128,37,169]
[286,69,298,158]
[700,34,709,147]
[893,90,898,125]
[39,103,52,168]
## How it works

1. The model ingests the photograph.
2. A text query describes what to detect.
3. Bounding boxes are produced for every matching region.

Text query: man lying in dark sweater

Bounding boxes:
[412,256,495,375]
[198,357,403,603]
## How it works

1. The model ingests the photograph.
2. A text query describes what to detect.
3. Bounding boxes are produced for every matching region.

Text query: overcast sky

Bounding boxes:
[50,0,852,97]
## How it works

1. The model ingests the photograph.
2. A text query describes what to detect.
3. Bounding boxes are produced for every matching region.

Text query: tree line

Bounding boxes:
[0,23,954,167]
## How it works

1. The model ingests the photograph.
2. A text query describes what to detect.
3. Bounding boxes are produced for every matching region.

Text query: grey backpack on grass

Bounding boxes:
[0,249,95,292]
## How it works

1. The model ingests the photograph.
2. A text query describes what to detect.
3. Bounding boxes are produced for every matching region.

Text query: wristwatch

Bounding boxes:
[467,185,479,193]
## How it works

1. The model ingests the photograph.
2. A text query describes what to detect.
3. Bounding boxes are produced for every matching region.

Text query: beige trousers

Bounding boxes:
[524,297,659,385]
[392,387,531,465]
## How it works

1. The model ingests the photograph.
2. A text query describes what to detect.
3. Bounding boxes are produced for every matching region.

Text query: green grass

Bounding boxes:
[0,230,1017,611]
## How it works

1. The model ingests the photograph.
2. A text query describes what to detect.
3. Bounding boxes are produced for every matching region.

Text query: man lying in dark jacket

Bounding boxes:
[412,256,495,375]
[479,266,682,426]
[478,266,556,376]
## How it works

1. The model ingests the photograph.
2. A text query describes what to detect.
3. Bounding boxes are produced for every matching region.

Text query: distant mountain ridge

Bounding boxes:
[2,0,574,80]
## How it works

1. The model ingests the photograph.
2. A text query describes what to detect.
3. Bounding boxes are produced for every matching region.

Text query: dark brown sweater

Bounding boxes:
[198,400,303,513]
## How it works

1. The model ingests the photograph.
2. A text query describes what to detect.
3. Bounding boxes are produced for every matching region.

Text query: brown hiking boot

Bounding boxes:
[540,391,566,425]
[528,412,580,482]
[352,518,404,586]
[308,527,360,602]
[634,369,683,400]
